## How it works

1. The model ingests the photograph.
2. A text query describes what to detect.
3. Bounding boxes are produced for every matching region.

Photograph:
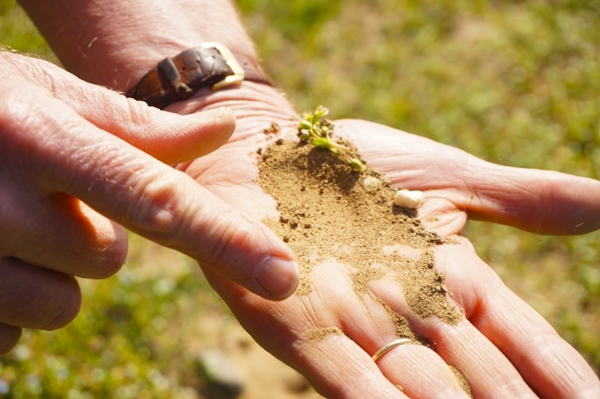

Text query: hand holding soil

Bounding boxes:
[175,86,600,398]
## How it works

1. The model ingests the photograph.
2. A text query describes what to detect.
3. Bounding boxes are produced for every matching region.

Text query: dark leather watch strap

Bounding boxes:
[126,43,272,109]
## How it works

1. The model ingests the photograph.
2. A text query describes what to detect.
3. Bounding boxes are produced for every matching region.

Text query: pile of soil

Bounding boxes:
[258,139,462,325]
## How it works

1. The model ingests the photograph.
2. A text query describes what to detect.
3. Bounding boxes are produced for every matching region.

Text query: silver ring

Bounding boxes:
[372,338,412,362]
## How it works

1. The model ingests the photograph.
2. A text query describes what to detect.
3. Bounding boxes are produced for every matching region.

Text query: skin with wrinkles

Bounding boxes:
[0,51,299,354]
[9,0,600,397]
[176,82,600,398]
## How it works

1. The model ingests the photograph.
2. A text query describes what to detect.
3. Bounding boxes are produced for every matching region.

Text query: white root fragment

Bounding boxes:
[362,176,381,193]
[393,189,423,209]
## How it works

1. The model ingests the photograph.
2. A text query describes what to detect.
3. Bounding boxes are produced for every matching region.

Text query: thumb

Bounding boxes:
[337,120,600,236]
[18,54,236,164]
[456,160,600,235]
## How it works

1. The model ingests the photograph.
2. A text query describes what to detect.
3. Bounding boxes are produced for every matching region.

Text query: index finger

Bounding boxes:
[12,91,299,300]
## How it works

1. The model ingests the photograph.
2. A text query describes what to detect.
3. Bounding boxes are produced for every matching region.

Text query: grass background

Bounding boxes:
[1,0,599,396]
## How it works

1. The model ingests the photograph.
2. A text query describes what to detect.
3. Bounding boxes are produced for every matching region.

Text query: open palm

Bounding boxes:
[173,85,600,398]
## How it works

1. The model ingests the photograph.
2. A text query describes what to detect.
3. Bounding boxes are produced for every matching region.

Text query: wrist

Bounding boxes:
[126,43,272,109]
[18,0,298,140]
[166,82,298,141]
[19,0,259,91]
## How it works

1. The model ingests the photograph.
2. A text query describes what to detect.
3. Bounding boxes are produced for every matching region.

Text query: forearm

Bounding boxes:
[18,0,257,91]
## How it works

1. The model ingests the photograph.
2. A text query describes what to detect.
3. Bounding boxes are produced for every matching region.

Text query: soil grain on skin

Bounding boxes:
[259,139,461,325]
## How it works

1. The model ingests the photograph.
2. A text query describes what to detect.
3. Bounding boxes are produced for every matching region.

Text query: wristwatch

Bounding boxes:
[126,42,272,109]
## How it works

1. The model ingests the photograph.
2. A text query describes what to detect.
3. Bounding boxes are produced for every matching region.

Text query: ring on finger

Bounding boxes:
[372,338,412,362]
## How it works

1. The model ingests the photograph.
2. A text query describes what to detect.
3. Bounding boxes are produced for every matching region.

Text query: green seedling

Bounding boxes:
[298,105,350,153]
[298,106,365,171]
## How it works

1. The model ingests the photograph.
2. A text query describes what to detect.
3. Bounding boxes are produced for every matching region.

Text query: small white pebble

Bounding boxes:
[362,176,381,193]
[393,189,423,208]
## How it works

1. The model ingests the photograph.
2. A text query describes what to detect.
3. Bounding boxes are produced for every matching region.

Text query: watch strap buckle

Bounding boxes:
[126,42,270,109]
[202,42,245,90]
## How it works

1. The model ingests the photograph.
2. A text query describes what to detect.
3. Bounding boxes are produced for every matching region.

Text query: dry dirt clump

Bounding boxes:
[258,139,462,326]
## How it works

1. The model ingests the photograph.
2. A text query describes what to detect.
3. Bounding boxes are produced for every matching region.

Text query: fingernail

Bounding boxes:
[255,256,299,300]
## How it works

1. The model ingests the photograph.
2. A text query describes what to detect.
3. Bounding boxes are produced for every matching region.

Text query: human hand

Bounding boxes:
[0,53,299,354]
[16,0,598,395]
[173,83,600,398]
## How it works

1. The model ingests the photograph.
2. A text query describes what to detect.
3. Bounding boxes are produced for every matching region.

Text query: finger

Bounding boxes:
[1,63,297,300]
[478,302,600,398]
[350,242,538,397]
[468,270,600,397]
[473,296,600,397]
[231,260,470,398]
[351,295,472,398]
[325,282,472,398]
[424,320,538,398]
[0,188,127,279]
[203,267,407,398]
[9,94,297,300]
[456,163,600,235]
[375,342,472,398]
[0,258,81,330]
[375,285,538,398]
[0,323,22,355]
[12,53,236,164]
[339,119,600,235]
[436,242,600,397]
[294,331,409,398]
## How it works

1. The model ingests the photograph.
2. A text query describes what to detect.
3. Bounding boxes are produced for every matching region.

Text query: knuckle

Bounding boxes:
[124,96,155,130]
[197,209,257,281]
[6,52,65,97]
[125,171,262,283]
[0,85,41,132]
[27,61,59,95]
[126,171,186,240]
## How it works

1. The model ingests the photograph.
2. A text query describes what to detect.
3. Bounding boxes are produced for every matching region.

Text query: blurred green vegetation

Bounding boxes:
[1,0,599,396]
[0,0,55,61]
